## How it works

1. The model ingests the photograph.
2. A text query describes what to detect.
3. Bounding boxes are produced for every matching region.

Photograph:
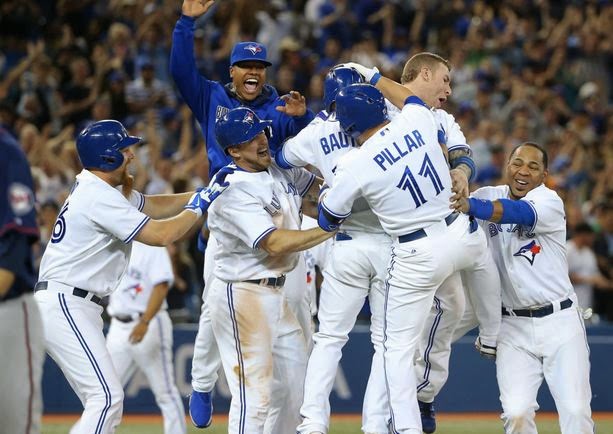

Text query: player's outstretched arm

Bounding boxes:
[452,197,536,226]
[136,168,233,246]
[340,62,412,109]
[258,227,335,257]
[142,165,234,219]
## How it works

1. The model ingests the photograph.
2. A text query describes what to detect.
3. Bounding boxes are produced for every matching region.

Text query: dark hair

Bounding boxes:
[509,142,549,169]
[573,222,595,235]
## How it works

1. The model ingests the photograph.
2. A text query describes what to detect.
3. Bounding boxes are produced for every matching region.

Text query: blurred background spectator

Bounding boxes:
[0,0,610,322]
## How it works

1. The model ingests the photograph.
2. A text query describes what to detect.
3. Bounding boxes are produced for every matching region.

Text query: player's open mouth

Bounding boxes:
[257,148,269,157]
[514,179,529,190]
[244,79,259,93]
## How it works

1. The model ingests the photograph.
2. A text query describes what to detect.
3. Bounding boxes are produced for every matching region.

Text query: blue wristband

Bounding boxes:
[498,198,536,226]
[467,198,494,221]
[370,72,381,85]
[451,155,477,183]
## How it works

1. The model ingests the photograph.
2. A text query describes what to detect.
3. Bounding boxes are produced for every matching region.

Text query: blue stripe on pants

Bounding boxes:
[58,293,111,434]
[227,283,246,434]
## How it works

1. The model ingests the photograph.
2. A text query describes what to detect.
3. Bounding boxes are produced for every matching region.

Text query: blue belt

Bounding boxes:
[244,275,286,288]
[502,298,573,318]
[34,281,102,305]
[398,213,459,243]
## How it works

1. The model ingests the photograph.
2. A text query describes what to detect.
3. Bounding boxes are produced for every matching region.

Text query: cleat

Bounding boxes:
[419,400,436,433]
[475,337,497,360]
[189,390,213,428]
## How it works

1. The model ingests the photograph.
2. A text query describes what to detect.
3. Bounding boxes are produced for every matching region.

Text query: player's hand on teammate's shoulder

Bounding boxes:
[181,0,215,18]
[276,91,307,116]
[185,165,236,216]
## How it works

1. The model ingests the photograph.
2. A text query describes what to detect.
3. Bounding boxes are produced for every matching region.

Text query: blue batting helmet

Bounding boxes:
[76,120,142,171]
[215,107,272,151]
[336,84,388,139]
[323,67,364,112]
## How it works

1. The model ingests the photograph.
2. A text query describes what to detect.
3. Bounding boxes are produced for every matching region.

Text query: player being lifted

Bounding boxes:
[34,120,231,434]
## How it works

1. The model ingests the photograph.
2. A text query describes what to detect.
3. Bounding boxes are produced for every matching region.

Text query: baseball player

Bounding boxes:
[277,67,391,434]
[345,56,501,433]
[106,241,186,434]
[170,1,316,425]
[318,83,495,433]
[0,125,44,434]
[452,142,594,434]
[34,119,231,434]
[205,106,334,434]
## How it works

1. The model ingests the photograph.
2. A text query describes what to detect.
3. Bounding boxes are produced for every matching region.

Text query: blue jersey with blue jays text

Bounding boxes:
[170,15,314,177]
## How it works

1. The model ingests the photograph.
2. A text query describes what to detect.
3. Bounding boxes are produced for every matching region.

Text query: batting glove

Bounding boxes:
[338,62,381,85]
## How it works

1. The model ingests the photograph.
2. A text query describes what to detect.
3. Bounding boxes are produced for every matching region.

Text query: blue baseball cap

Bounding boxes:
[230,42,272,67]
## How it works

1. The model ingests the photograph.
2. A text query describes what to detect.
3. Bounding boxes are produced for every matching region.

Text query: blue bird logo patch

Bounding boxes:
[513,240,541,265]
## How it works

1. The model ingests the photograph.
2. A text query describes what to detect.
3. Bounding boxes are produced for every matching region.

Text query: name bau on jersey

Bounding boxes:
[320,131,357,155]
[373,129,426,171]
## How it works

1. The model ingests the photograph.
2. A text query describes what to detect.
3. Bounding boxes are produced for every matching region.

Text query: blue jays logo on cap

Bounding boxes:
[513,240,541,265]
[245,44,262,55]
[243,110,255,124]
[230,41,272,66]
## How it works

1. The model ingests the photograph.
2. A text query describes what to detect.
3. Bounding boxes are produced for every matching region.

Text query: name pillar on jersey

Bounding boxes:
[373,129,426,171]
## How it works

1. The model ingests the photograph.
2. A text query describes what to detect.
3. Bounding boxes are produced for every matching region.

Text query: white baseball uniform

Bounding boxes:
[35,169,149,434]
[207,163,315,434]
[471,184,593,434]
[106,241,186,434]
[279,109,391,434]
[321,97,494,433]
[411,107,501,404]
[191,218,312,397]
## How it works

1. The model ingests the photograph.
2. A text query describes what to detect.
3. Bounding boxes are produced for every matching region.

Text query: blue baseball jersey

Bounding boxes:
[0,126,39,300]
[170,15,314,177]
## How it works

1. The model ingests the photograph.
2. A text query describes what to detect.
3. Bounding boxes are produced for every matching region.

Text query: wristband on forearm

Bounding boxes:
[370,72,381,85]
[467,198,494,221]
[451,155,477,183]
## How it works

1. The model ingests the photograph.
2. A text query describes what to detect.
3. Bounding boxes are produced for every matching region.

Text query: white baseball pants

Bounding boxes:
[416,224,501,403]
[0,294,44,434]
[297,231,390,434]
[35,289,124,434]
[209,278,307,434]
[497,303,593,434]
[191,236,312,395]
[415,272,465,403]
[383,214,488,433]
[106,310,186,434]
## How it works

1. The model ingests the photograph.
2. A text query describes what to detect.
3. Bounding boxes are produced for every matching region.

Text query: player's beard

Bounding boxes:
[121,170,134,198]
